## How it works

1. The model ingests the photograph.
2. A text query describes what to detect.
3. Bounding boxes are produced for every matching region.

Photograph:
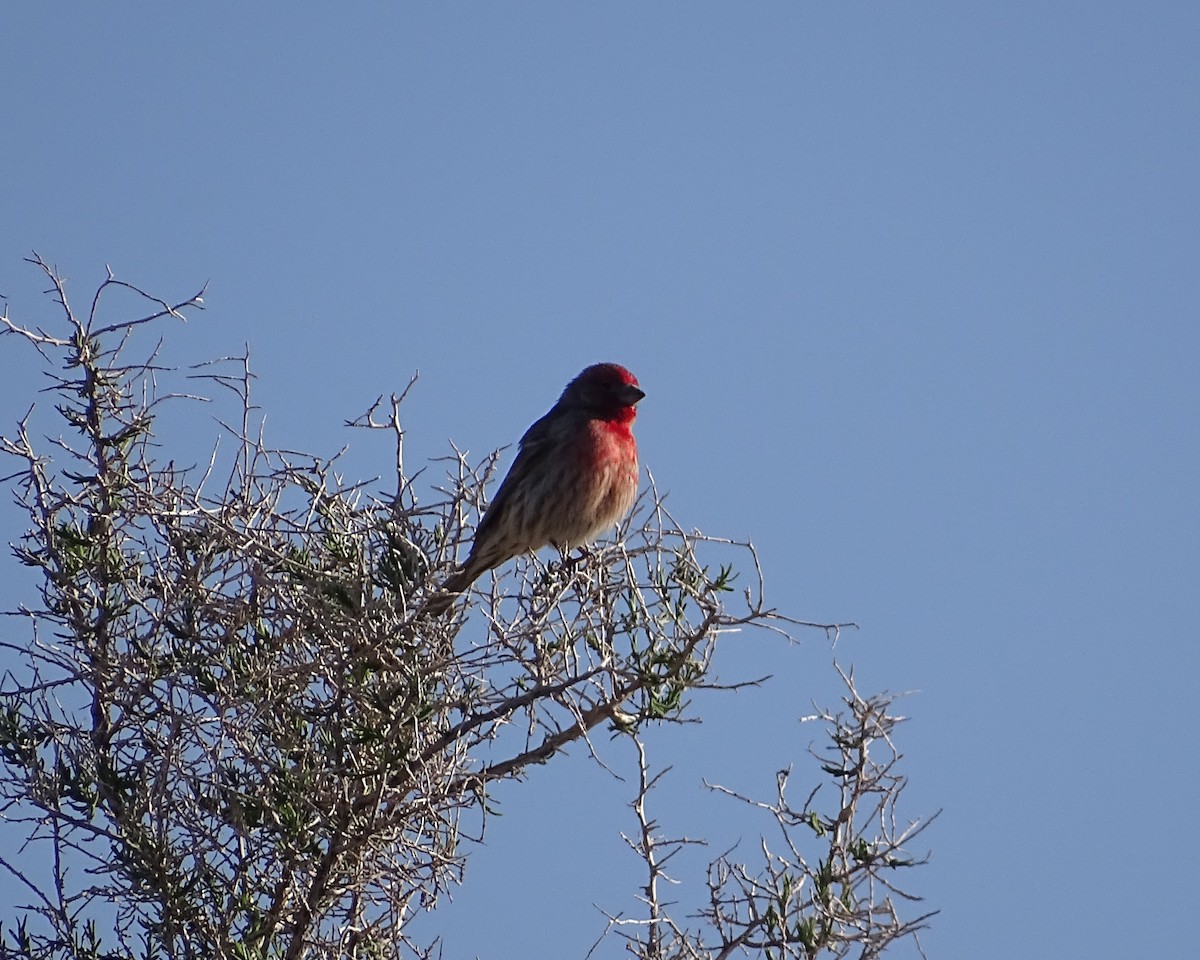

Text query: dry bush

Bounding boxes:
[0,256,935,960]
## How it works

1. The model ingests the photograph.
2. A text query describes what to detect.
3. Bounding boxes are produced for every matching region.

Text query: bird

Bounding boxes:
[423,362,645,616]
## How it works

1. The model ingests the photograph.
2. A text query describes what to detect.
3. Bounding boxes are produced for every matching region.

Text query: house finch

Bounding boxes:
[424,363,645,616]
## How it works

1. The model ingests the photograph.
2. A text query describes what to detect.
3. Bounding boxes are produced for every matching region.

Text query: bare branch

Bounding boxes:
[0,259,934,960]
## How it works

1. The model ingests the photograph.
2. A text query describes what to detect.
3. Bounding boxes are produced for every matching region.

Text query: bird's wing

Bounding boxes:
[516,406,560,451]
[469,408,562,548]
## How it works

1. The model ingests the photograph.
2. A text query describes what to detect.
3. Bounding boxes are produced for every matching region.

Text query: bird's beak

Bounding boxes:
[621,384,646,406]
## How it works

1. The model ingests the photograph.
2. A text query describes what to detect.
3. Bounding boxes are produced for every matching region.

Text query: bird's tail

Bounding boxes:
[418,566,478,617]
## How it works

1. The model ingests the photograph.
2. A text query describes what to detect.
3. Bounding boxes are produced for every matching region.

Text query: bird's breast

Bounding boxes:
[572,420,639,542]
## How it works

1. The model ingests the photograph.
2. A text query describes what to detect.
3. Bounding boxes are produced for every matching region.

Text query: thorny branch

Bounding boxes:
[0,258,933,960]
[594,666,937,960]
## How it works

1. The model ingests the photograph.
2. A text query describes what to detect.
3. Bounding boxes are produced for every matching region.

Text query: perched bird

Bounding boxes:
[424,362,645,615]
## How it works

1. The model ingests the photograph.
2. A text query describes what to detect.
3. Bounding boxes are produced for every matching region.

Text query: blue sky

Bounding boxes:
[2,4,1197,958]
